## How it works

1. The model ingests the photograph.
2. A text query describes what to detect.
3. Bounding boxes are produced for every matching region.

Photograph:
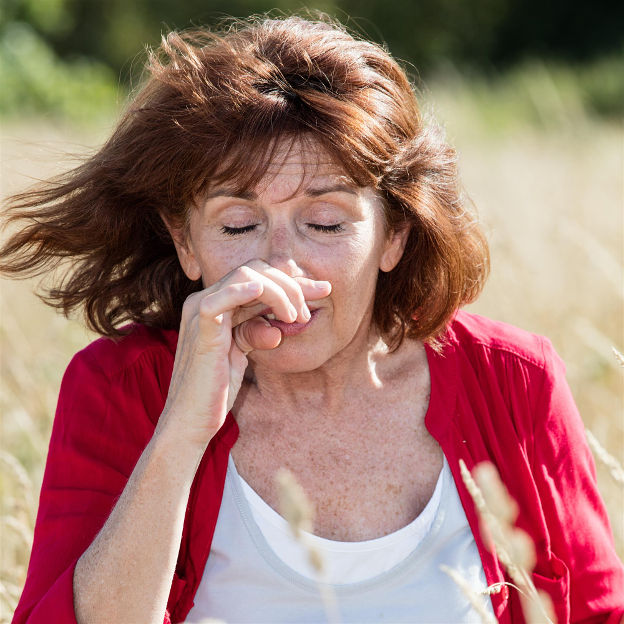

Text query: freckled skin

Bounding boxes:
[179,139,443,541]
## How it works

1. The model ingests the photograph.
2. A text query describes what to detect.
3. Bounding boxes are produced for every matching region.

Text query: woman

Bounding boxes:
[3,15,623,624]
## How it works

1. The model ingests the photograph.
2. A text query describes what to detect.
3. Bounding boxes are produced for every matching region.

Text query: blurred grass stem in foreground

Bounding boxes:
[459,460,555,624]
[276,468,341,624]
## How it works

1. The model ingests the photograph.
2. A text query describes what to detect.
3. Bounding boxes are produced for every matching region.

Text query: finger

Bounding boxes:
[210,265,299,324]
[231,279,332,328]
[203,264,332,328]
[233,316,282,353]
[245,259,310,322]
[229,266,331,325]
[227,345,249,411]
[196,282,263,348]
[232,275,333,329]
[292,276,332,302]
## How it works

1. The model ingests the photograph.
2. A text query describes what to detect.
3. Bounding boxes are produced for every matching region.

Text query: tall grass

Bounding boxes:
[458,460,555,623]
[1,76,622,621]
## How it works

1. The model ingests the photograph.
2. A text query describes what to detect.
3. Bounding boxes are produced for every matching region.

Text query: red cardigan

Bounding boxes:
[12,311,624,623]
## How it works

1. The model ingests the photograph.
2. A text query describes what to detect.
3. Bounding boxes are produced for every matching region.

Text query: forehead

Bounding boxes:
[261,137,340,174]
[206,136,357,200]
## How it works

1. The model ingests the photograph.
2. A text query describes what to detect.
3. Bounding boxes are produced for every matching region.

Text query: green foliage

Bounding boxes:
[0,0,622,122]
[3,0,623,82]
[577,55,624,118]
[0,22,119,122]
[2,0,75,36]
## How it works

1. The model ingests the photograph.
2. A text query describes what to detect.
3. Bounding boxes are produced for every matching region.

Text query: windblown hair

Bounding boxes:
[0,14,489,347]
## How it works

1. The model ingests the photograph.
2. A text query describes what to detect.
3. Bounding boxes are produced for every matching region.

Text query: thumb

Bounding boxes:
[233,316,282,354]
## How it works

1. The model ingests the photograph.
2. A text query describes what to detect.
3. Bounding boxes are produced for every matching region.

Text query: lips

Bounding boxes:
[258,307,320,337]
[258,305,319,322]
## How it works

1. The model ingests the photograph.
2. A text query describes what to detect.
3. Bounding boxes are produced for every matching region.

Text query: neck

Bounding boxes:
[236,330,427,422]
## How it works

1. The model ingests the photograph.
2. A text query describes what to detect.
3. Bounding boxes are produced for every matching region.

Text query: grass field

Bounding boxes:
[1,93,622,620]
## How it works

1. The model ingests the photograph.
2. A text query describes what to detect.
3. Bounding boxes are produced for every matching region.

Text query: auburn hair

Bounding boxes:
[0,14,489,348]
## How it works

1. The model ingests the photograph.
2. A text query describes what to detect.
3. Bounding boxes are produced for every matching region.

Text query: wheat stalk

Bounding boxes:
[0,579,20,619]
[440,564,497,624]
[459,460,555,624]
[0,516,33,551]
[276,468,341,624]
[0,451,35,513]
[586,429,624,486]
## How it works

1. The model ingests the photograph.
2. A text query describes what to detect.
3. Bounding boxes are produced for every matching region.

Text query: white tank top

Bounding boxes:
[185,455,495,623]
[236,454,444,583]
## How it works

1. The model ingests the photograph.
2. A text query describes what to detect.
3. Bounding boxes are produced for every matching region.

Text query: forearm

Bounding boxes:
[73,427,205,624]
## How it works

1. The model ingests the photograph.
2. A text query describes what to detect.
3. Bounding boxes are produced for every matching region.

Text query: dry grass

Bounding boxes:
[459,460,555,623]
[276,468,340,624]
[1,108,622,621]
[450,120,624,561]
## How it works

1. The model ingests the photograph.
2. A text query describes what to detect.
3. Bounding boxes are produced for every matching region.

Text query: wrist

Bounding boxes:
[150,420,209,478]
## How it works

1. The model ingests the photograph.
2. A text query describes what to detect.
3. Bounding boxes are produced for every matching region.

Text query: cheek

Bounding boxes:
[196,241,257,286]
[310,239,364,283]
[337,235,384,281]
[323,239,382,306]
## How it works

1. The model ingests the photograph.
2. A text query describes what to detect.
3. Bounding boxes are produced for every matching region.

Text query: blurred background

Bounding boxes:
[2,0,624,121]
[1,0,623,620]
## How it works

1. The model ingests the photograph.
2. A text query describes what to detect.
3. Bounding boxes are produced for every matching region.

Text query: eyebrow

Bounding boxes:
[203,183,358,201]
[305,184,358,198]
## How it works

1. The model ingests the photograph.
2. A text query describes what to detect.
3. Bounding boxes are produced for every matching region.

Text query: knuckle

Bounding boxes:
[183,290,200,307]
[226,283,246,296]
[181,292,200,320]
[290,281,305,301]
[198,309,224,330]
[198,303,213,320]
[198,293,216,318]
[277,273,304,301]
[234,265,255,281]
[233,323,252,352]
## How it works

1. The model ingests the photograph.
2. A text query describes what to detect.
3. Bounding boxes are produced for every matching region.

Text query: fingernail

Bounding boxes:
[288,303,298,321]
[302,305,311,321]
[315,281,331,292]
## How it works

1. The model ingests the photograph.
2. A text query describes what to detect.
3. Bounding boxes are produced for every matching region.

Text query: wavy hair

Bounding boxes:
[0,14,489,348]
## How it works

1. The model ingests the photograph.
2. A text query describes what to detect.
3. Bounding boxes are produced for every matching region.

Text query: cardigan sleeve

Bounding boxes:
[531,339,624,623]
[12,344,174,624]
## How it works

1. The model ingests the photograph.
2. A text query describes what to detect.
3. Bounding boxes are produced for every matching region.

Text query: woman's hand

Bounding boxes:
[155,259,331,451]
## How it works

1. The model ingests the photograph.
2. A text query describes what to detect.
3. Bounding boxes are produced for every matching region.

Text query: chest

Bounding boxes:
[231,382,443,541]
[184,455,494,624]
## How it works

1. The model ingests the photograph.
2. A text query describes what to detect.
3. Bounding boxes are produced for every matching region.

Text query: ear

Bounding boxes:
[160,212,202,281]
[379,226,409,273]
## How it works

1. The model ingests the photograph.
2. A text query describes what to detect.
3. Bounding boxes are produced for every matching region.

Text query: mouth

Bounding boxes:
[258,305,319,322]
[258,306,320,337]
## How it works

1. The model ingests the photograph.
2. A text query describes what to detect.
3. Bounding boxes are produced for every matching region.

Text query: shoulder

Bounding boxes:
[441,310,567,405]
[68,323,178,382]
[56,324,178,425]
[446,309,559,373]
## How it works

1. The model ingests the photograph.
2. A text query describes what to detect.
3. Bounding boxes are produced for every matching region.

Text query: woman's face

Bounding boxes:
[173,139,407,373]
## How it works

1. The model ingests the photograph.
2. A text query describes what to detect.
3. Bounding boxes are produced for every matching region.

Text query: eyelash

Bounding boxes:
[308,223,344,233]
[220,224,257,236]
[220,223,344,236]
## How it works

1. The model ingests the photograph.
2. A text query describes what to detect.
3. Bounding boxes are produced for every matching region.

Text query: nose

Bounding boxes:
[264,223,304,278]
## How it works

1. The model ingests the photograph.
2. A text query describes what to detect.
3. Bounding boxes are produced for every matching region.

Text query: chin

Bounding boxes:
[249,340,333,374]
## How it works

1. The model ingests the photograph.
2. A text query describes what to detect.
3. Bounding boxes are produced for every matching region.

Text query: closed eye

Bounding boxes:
[220,224,258,236]
[307,223,344,233]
